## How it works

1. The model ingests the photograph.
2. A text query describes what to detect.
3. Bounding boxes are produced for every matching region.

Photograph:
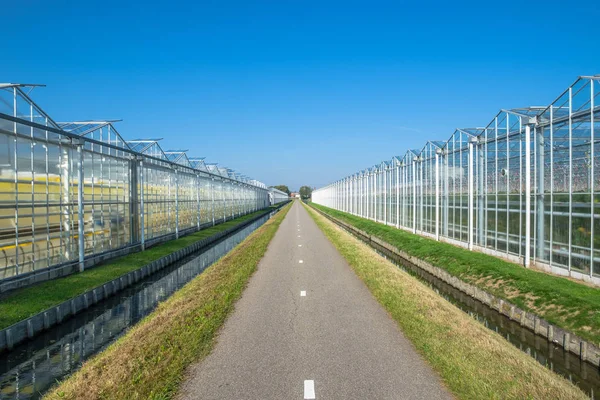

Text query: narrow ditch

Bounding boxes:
[317,208,600,399]
[0,211,278,400]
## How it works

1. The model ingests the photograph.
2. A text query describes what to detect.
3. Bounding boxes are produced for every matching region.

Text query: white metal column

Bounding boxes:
[396,163,400,228]
[525,124,532,267]
[412,160,417,233]
[590,80,595,277]
[374,171,378,221]
[351,177,354,215]
[139,159,145,251]
[196,174,201,230]
[360,175,363,217]
[383,167,387,225]
[175,168,179,239]
[222,180,226,222]
[347,178,350,213]
[419,159,423,231]
[211,177,215,226]
[435,151,440,241]
[443,151,449,237]
[468,140,474,250]
[403,163,407,227]
[365,176,368,217]
[478,141,485,246]
[76,141,85,272]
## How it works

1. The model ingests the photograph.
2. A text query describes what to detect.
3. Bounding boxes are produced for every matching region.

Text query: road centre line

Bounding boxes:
[304,380,315,399]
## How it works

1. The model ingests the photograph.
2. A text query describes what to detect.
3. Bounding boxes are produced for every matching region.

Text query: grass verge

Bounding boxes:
[44,202,291,400]
[303,202,587,399]
[309,203,600,345]
[0,206,282,330]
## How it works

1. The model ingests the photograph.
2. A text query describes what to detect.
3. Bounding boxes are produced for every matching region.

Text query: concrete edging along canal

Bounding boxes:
[0,215,259,295]
[0,202,290,353]
[307,203,600,368]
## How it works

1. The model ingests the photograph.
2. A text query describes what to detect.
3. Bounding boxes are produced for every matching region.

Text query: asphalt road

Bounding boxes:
[178,201,451,399]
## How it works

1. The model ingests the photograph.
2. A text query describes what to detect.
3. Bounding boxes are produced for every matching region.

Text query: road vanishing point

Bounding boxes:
[178,201,451,400]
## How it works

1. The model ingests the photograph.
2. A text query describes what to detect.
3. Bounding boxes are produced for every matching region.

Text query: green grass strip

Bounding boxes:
[309,203,600,344]
[304,202,587,399]
[45,202,292,400]
[0,207,281,330]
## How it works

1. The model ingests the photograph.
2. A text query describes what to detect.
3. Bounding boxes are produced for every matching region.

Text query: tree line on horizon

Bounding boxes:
[272,185,313,200]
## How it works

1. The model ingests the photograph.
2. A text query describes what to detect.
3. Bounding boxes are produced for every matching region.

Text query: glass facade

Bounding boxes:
[313,75,600,284]
[0,84,269,281]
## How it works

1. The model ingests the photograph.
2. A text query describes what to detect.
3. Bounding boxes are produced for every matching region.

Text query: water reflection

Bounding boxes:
[0,215,270,399]
[369,239,599,399]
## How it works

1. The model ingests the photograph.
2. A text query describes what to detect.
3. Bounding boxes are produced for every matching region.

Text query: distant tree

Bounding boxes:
[273,185,291,196]
[299,186,312,200]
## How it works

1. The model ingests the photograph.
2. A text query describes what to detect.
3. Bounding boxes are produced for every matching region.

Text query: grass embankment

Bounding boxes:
[0,207,281,330]
[303,203,587,399]
[45,202,291,400]
[310,203,600,345]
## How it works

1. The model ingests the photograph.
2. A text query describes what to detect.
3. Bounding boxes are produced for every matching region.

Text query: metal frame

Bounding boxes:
[0,84,270,281]
[268,187,289,205]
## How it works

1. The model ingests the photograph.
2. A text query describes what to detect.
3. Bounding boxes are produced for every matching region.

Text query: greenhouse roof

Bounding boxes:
[0,83,267,189]
[59,121,131,150]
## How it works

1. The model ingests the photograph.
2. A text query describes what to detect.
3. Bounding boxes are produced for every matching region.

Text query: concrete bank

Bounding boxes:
[43,202,293,400]
[308,203,600,368]
[1,214,253,295]
[0,202,289,353]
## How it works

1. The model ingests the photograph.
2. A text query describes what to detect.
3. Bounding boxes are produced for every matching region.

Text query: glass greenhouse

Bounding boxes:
[313,75,600,285]
[0,84,270,282]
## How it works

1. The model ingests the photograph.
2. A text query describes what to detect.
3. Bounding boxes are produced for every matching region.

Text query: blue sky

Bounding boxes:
[3,0,599,190]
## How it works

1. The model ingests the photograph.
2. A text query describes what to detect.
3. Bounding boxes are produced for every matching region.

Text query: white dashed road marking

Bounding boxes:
[304,380,315,399]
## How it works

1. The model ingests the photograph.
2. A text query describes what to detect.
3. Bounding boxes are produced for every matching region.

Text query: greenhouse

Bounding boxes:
[0,84,270,281]
[313,75,600,284]
[269,187,290,205]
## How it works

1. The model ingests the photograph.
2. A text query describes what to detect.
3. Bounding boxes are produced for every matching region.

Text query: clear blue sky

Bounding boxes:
[3,0,599,190]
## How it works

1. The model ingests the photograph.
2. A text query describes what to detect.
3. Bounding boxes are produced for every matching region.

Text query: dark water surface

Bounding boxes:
[365,232,600,399]
[0,214,272,399]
